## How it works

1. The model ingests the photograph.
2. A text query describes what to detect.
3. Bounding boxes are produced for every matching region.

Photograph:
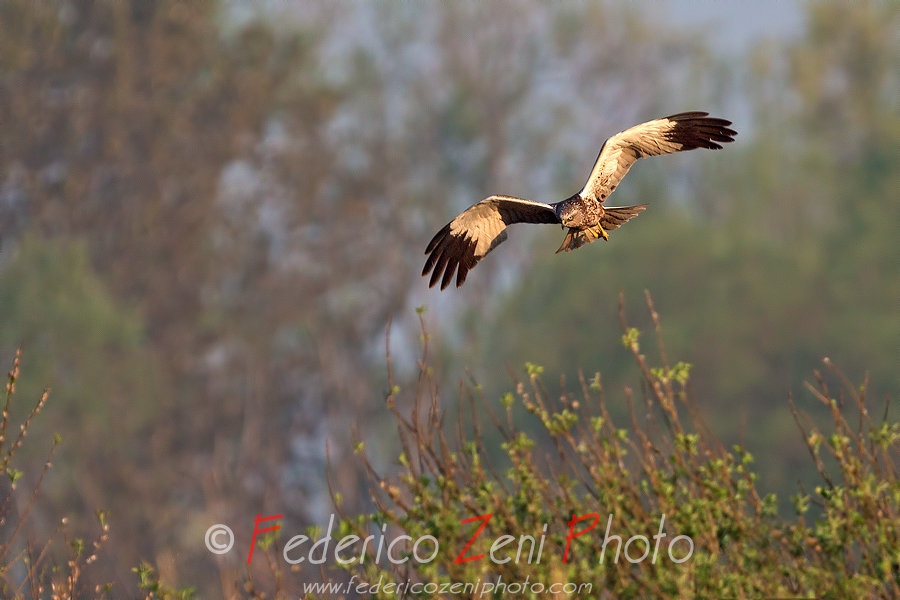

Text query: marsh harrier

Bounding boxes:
[423,112,736,289]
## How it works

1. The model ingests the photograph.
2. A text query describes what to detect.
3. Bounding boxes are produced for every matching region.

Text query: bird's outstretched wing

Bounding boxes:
[580,112,736,203]
[423,195,559,289]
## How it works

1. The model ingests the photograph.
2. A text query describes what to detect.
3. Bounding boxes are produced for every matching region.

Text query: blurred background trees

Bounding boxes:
[0,0,897,595]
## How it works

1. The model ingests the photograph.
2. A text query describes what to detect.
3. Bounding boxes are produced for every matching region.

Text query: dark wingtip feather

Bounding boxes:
[422,247,437,277]
[422,234,444,277]
[456,269,468,287]
[440,253,459,290]
[668,113,737,151]
[665,111,709,120]
[424,223,450,255]
[423,223,455,287]
[455,238,477,288]
[428,255,444,287]
[423,227,477,290]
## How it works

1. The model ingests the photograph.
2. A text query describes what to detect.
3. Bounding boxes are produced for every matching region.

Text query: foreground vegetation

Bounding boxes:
[3,297,900,598]
[325,298,900,599]
[0,352,112,599]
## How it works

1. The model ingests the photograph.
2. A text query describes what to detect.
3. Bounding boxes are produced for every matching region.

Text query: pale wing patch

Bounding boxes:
[423,195,558,289]
[579,112,736,203]
[469,215,506,258]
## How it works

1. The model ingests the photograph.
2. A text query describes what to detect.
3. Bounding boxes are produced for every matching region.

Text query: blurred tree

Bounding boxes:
[0,235,157,490]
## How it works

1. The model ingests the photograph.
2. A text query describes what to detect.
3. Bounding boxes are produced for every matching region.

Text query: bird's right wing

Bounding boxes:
[423,195,559,290]
[580,112,736,203]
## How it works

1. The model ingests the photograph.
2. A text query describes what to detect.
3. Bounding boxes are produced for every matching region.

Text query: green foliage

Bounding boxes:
[524,362,544,377]
[334,305,900,598]
[620,327,641,353]
[6,468,22,486]
[133,563,196,600]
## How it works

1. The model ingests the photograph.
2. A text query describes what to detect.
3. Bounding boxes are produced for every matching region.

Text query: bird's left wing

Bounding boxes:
[580,112,736,203]
[423,195,559,289]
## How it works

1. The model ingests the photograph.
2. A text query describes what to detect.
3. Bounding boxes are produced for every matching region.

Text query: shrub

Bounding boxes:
[6,297,899,598]
[325,294,900,599]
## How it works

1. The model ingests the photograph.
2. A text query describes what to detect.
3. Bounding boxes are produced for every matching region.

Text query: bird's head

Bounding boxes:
[556,202,584,228]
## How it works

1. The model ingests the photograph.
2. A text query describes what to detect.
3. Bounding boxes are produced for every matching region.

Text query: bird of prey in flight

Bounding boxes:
[423,112,736,290]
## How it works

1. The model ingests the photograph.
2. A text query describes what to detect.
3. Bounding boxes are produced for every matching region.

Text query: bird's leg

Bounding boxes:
[587,224,609,241]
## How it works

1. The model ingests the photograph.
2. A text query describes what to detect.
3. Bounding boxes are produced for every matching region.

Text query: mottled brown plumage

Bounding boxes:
[423,112,736,289]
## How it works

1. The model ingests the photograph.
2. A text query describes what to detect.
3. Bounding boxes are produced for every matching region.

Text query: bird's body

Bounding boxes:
[423,112,736,289]
[556,193,601,229]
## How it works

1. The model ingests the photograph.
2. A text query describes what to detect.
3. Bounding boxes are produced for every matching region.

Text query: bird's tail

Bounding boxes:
[601,204,648,231]
[555,204,648,253]
[556,227,601,253]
